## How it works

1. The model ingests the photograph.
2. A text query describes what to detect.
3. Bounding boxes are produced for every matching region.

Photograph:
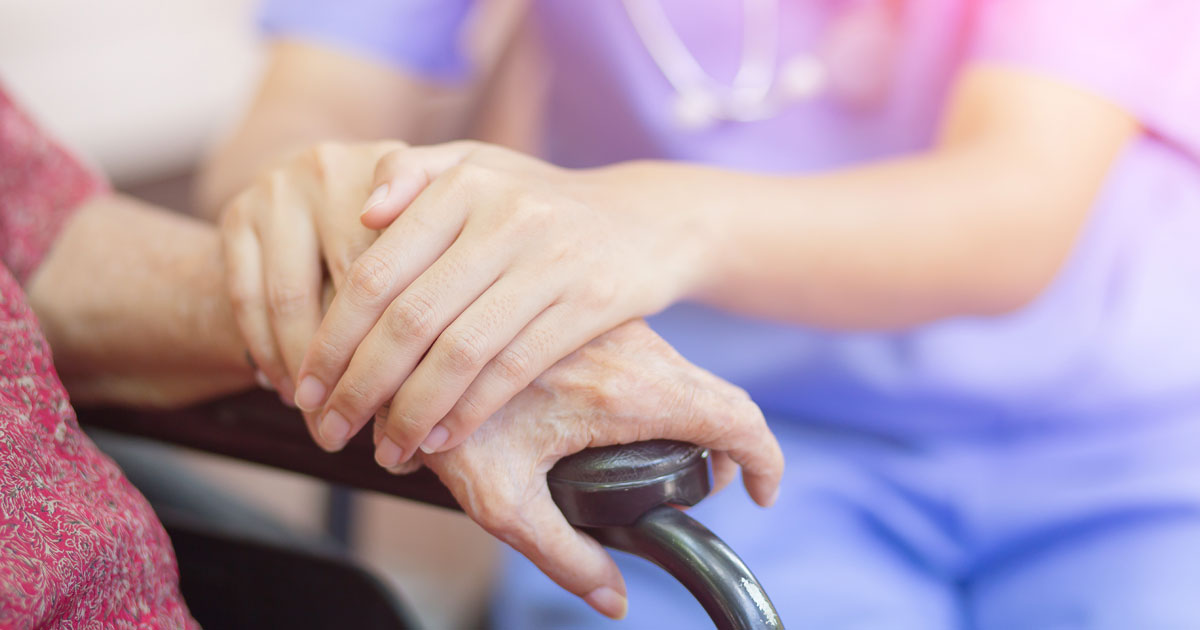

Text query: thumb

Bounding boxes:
[360,141,480,229]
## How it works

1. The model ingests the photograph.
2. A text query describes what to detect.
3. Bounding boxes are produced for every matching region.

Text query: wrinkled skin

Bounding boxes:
[303,140,709,467]
[217,141,785,619]
[381,320,785,619]
[218,141,403,422]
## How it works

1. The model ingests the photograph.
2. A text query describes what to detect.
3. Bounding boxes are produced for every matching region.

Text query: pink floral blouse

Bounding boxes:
[0,88,197,628]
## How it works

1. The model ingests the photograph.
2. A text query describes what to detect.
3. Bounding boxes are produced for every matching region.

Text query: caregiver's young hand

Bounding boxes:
[219,141,401,432]
[398,320,785,620]
[296,141,713,464]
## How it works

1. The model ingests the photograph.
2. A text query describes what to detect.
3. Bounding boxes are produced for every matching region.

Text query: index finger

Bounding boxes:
[291,173,467,414]
[359,140,481,230]
[475,485,629,620]
[260,195,323,403]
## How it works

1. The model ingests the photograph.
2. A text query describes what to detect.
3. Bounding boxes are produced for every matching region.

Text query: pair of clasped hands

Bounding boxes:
[220,140,783,619]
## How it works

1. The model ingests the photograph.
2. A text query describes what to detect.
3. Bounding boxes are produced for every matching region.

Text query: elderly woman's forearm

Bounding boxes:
[27,194,254,407]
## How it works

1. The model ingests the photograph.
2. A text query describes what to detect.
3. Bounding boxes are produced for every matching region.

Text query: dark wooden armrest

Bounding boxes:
[75,389,460,510]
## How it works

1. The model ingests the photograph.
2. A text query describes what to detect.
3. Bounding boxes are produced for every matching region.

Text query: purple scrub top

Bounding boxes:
[259,0,1200,436]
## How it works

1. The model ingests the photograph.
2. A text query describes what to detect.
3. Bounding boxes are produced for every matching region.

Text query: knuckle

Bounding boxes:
[592,372,631,413]
[492,346,533,386]
[309,334,345,364]
[221,186,271,231]
[476,499,523,539]
[454,139,487,154]
[441,328,489,374]
[308,142,342,182]
[325,253,353,285]
[345,253,395,301]
[385,409,419,437]
[384,292,439,340]
[716,395,768,447]
[376,149,405,178]
[490,195,552,241]
[449,162,493,190]
[266,283,311,316]
[335,377,376,413]
[728,387,765,425]
[511,193,553,225]
[373,140,406,155]
[246,337,278,365]
[263,168,290,202]
[580,276,619,310]
[227,284,260,313]
[543,240,572,266]
[447,392,489,428]
[219,196,249,231]
[446,140,487,164]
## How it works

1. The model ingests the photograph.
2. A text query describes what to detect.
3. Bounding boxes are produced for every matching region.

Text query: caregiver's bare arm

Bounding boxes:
[589,66,1140,328]
[196,41,472,217]
[27,194,255,407]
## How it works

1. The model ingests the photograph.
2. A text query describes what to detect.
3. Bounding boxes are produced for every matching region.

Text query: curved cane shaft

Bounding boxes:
[587,506,783,630]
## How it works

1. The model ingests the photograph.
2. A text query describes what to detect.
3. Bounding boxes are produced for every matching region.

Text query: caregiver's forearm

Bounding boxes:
[587,152,1078,329]
[27,194,254,407]
[585,68,1137,330]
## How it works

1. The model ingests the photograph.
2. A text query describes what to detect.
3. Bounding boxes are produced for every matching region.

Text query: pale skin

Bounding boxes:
[28,193,782,620]
[29,196,255,408]
[203,42,1138,474]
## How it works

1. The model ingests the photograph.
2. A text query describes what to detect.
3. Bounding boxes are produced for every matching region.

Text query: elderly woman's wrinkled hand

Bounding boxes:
[392,319,784,620]
[218,141,403,438]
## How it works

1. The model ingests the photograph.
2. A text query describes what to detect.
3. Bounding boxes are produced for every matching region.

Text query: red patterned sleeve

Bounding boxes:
[0,86,109,284]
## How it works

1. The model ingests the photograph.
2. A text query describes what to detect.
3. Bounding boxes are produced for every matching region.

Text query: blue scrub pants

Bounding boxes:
[492,412,1200,629]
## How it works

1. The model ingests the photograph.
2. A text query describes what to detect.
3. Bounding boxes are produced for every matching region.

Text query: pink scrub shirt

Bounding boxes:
[260,1,1200,627]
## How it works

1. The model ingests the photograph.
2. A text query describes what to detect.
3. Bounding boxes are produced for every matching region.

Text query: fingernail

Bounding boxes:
[418,424,450,454]
[375,436,403,469]
[361,183,389,216]
[294,376,326,411]
[319,410,351,451]
[254,370,274,391]
[767,486,780,508]
[584,587,628,620]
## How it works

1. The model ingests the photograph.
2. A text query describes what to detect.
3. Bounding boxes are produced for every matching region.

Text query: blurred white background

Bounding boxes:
[0,0,260,184]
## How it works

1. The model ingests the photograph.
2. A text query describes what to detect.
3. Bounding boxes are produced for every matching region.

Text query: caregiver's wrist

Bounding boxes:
[570,161,724,307]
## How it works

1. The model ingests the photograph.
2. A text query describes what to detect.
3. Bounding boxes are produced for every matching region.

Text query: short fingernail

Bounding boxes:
[767,486,780,508]
[361,183,390,215]
[254,370,274,391]
[294,376,326,411]
[319,410,351,451]
[584,587,627,620]
[418,424,450,454]
[375,436,404,469]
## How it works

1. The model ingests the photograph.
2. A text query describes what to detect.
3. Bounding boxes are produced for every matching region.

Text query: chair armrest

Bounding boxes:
[76,389,459,510]
[77,390,785,629]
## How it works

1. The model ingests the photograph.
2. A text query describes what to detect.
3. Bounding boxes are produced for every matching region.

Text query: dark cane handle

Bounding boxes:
[549,441,784,630]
